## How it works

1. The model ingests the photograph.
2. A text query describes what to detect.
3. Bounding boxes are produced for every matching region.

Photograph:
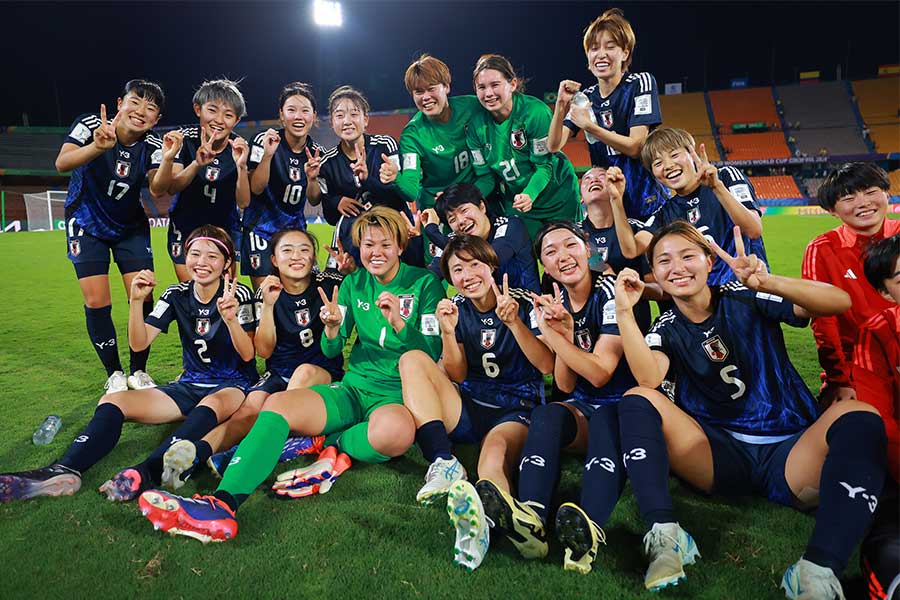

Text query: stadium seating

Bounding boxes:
[792,127,869,156]
[748,175,803,199]
[708,88,781,132]
[0,131,65,171]
[777,82,858,129]
[561,139,590,169]
[719,132,791,160]
[804,177,825,200]
[659,92,713,134]
[694,135,721,162]
[852,77,900,125]
[891,170,900,196]
[869,123,900,154]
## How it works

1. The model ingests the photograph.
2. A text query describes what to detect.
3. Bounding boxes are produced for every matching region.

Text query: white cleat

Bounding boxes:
[161,440,197,490]
[104,371,128,394]
[416,456,466,505]
[643,522,700,591]
[127,370,157,390]
[447,480,489,571]
[781,558,845,600]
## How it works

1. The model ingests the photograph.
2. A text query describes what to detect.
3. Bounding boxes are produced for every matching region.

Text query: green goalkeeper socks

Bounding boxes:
[216,410,290,509]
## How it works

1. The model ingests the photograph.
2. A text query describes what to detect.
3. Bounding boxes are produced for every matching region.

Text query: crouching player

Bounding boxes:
[158,228,344,488]
[614,221,885,597]
[137,207,444,542]
[0,226,257,503]
[854,235,900,600]
[399,235,553,569]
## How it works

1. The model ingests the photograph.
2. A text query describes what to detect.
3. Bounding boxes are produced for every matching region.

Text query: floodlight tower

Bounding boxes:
[313,0,342,27]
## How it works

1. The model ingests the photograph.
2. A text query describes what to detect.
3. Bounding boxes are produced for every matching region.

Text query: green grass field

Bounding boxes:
[0,215,870,599]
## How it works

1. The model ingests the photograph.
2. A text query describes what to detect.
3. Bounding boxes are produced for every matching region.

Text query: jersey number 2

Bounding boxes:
[194,339,211,364]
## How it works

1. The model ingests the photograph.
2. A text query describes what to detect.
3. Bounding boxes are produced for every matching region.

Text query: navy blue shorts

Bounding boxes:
[157,380,249,416]
[240,228,273,277]
[700,422,803,507]
[450,387,532,444]
[168,222,242,266]
[65,215,153,279]
[249,371,290,395]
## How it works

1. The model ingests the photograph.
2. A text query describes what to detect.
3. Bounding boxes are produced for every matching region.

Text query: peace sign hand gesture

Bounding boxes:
[711,226,768,290]
[304,146,322,180]
[230,136,249,169]
[401,212,422,238]
[690,143,719,189]
[492,273,519,325]
[162,130,183,162]
[379,153,399,184]
[195,127,217,167]
[531,283,573,338]
[317,285,343,329]
[93,104,120,150]
[217,274,239,323]
[326,239,357,275]
[351,139,368,182]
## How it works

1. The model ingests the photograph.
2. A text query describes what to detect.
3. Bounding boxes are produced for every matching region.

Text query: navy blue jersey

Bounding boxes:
[168,127,242,236]
[563,73,665,218]
[255,272,345,379]
[243,130,324,237]
[645,283,819,439]
[426,215,541,292]
[317,134,407,225]
[643,166,768,286]
[453,288,544,408]
[561,272,636,403]
[63,113,162,240]
[146,279,257,385]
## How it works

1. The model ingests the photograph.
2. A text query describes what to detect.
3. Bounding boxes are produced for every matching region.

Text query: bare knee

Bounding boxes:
[261,391,293,415]
[398,350,433,380]
[289,364,324,389]
[825,399,881,420]
[368,408,415,457]
[478,438,509,477]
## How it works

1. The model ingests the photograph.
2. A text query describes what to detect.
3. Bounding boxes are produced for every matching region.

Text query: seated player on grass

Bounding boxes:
[151,79,250,283]
[474,221,637,576]
[419,182,540,292]
[613,221,885,598]
[157,228,345,490]
[137,206,445,542]
[398,235,553,570]
[854,234,900,600]
[0,226,257,504]
[802,162,900,408]
[616,127,766,286]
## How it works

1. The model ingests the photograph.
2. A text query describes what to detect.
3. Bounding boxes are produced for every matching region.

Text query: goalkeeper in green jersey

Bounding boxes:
[138,206,446,542]
[467,54,582,240]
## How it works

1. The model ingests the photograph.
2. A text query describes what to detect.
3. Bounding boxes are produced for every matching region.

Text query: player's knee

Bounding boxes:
[531,402,572,430]
[368,410,415,457]
[827,399,881,419]
[478,438,508,476]
[398,350,432,379]
[289,364,319,388]
[261,391,292,416]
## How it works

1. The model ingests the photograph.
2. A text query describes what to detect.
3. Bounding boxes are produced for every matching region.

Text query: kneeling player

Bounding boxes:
[614,221,885,597]
[0,226,257,503]
[399,235,553,569]
[137,207,444,542]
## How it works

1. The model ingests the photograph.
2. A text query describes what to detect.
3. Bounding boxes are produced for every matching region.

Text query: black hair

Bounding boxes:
[817,162,890,210]
[532,220,589,259]
[278,82,317,114]
[435,182,485,224]
[122,79,165,113]
[863,233,900,292]
[269,228,319,278]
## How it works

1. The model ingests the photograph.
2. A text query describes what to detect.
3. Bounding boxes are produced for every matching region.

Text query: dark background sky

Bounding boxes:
[2,0,898,127]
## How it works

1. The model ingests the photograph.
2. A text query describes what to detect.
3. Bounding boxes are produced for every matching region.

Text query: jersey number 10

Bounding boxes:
[282,184,304,205]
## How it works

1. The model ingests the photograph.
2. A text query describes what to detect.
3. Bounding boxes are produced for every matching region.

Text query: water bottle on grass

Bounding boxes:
[33,415,62,445]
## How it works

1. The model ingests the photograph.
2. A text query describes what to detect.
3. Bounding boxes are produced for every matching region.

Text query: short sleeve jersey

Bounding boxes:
[645,283,818,438]
[243,130,323,237]
[255,272,345,380]
[168,127,242,235]
[63,113,162,240]
[563,72,665,218]
[146,279,258,385]
[397,95,484,210]
[452,289,544,407]
[643,166,768,286]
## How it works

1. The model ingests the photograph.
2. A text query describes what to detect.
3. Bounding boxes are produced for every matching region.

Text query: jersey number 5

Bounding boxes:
[720,365,746,400]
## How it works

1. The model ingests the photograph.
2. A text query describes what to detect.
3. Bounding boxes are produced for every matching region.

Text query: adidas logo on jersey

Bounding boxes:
[844,269,857,279]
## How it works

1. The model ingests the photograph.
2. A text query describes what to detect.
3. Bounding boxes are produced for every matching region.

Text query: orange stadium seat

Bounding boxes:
[869,124,900,154]
[659,92,713,134]
[719,132,791,160]
[748,175,803,199]
[708,87,781,132]
[693,135,721,162]
[561,139,591,170]
[852,77,900,125]
[890,170,900,196]
[367,114,412,140]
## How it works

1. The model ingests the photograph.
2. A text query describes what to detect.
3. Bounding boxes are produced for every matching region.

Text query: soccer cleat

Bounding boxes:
[555,502,607,575]
[127,370,156,390]
[0,464,81,503]
[642,522,700,591]
[278,435,326,462]
[416,456,466,505]
[207,445,238,479]
[98,467,146,502]
[447,480,489,571]
[162,440,198,490]
[104,370,128,394]
[272,446,352,499]
[475,479,548,559]
[781,558,846,600]
[139,490,237,543]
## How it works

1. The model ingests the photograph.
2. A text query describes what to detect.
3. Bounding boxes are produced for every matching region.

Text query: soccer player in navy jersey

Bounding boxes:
[241,83,325,289]
[613,221,885,598]
[58,79,166,394]
[419,182,540,292]
[0,226,257,505]
[151,79,250,284]
[398,235,552,569]
[158,229,345,488]
[548,8,665,219]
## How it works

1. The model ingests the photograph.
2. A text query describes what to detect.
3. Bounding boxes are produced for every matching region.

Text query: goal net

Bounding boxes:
[23,191,67,231]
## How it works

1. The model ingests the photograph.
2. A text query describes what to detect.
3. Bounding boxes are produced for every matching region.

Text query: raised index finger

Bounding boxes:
[698,142,708,165]
[100,104,107,125]
[732,225,746,257]
[552,282,563,304]
[502,273,509,297]
[317,286,332,306]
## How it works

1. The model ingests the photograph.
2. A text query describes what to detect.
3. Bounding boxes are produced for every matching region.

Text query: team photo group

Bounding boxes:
[1,8,897,600]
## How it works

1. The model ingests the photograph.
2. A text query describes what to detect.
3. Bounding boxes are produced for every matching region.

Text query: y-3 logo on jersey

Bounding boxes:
[480,317,494,325]
[432,144,445,153]
[198,309,211,316]
[702,327,715,339]
[357,299,370,311]
[295,299,307,307]
[118,150,131,159]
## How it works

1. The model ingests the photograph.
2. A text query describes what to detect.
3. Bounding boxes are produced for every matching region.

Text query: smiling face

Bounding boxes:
[580,167,609,206]
[881,255,900,304]
[330,97,368,144]
[194,100,240,144]
[186,240,229,286]
[359,225,401,280]
[272,231,315,282]
[116,91,161,135]
[651,233,713,299]
[586,30,629,81]
[445,202,491,238]
[474,68,516,117]
[539,228,591,287]
[447,250,494,302]
[829,186,889,236]
[412,81,450,119]
[651,145,697,194]
[280,94,316,140]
